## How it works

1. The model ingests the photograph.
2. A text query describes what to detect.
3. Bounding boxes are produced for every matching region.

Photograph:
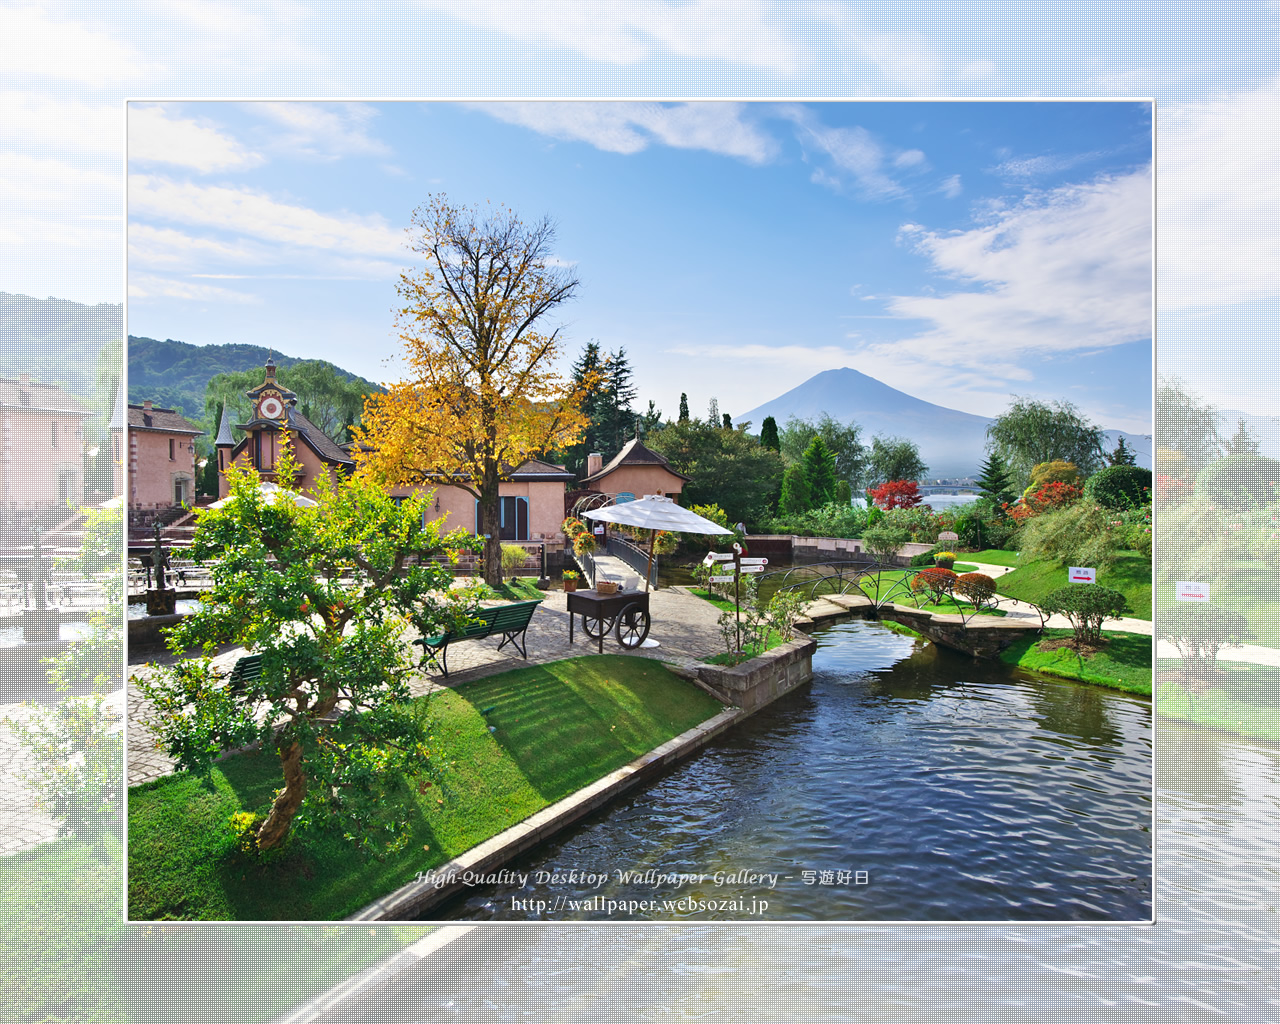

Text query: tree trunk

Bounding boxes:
[478,474,503,586]
[255,739,307,851]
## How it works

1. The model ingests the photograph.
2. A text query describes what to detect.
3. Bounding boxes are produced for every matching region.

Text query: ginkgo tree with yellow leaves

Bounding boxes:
[354,196,596,586]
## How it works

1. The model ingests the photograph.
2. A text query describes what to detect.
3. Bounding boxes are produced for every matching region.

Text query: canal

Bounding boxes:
[428,617,1152,922]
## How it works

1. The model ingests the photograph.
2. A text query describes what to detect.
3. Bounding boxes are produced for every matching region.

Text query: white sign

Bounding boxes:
[707,552,736,561]
[740,564,765,573]
[709,575,736,584]
[1068,567,1096,584]
[1176,581,1210,603]
[739,557,769,566]
[593,525,605,535]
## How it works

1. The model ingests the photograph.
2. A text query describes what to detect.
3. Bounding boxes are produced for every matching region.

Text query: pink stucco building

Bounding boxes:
[128,401,203,509]
[579,435,689,501]
[0,373,93,512]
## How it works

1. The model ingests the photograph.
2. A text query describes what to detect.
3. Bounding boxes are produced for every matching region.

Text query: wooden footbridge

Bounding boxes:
[759,561,1047,659]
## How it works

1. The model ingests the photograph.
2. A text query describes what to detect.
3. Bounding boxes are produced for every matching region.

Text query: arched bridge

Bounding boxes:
[756,560,1047,659]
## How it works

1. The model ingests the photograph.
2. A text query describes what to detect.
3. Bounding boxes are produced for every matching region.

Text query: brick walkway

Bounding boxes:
[0,702,61,854]
[127,586,728,787]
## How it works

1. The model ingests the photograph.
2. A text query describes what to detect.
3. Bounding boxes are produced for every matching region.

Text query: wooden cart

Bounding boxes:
[566,588,652,654]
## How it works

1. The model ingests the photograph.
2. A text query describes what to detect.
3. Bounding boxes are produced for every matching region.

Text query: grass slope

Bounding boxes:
[996,552,1151,620]
[1157,659,1280,742]
[1000,629,1152,695]
[129,656,723,921]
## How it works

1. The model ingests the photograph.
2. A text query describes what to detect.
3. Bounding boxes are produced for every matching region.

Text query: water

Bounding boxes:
[429,619,1152,922]
[126,599,202,619]
[0,620,92,647]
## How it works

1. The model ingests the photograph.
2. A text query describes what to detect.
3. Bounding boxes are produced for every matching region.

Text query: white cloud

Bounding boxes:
[894,149,925,168]
[128,273,261,304]
[1,3,149,84]
[245,102,392,160]
[990,150,1105,179]
[0,91,121,156]
[128,174,405,256]
[129,104,264,173]
[1160,77,1280,310]
[783,108,905,199]
[475,102,778,163]
[865,166,1151,385]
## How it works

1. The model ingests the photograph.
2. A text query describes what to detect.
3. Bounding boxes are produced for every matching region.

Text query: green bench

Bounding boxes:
[413,600,541,678]
[226,653,264,693]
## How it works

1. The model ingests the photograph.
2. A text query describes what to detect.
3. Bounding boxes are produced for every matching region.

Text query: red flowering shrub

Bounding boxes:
[910,566,957,601]
[1023,481,1082,514]
[868,479,923,510]
[1155,474,1189,503]
[955,572,996,607]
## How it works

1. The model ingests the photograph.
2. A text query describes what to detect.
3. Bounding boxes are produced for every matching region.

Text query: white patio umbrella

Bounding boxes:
[582,494,731,591]
[208,480,318,509]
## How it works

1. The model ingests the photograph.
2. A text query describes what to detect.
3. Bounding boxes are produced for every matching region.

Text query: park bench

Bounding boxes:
[413,600,540,679]
[226,653,263,694]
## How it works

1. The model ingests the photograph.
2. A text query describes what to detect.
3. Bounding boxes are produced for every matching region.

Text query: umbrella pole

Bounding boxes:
[645,531,656,592]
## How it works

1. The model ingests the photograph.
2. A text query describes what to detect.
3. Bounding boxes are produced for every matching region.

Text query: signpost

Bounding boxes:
[702,542,768,652]
[1176,581,1210,603]
[1068,566,1097,584]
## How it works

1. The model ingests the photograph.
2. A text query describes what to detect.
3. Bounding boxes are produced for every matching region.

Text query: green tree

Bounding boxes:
[1108,436,1139,466]
[780,414,867,489]
[561,341,608,475]
[1038,584,1128,647]
[722,413,732,430]
[638,400,663,438]
[986,396,1104,490]
[1225,417,1261,456]
[779,463,812,516]
[760,416,780,451]
[867,434,927,487]
[139,444,484,853]
[647,420,784,525]
[600,347,638,453]
[802,435,837,506]
[678,392,690,423]
[974,450,1015,503]
[1156,375,1222,479]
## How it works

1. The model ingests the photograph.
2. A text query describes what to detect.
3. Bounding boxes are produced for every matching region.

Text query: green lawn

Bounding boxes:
[967,549,1021,567]
[4,837,436,1022]
[996,552,1151,619]
[1156,658,1280,741]
[1000,629,1152,695]
[128,655,724,921]
[856,570,1008,617]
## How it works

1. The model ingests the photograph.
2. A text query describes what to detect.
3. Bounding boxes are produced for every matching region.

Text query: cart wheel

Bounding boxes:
[615,603,651,648]
[583,613,615,640]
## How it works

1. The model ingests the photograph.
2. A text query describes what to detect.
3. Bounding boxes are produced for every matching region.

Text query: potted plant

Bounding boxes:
[562,569,580,592]
[933,550,956,570]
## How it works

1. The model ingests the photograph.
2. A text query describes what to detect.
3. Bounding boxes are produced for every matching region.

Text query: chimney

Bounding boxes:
[586,452,603,478]
[18,373,29,384]
[143,399,153,411]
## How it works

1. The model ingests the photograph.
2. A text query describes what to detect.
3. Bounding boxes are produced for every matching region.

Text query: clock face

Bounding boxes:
[259,393,284,419]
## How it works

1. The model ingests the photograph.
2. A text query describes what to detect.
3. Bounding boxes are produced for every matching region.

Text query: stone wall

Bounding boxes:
[695,634,816,713]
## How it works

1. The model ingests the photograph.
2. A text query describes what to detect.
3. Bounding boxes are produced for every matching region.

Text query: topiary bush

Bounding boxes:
[1038,584,1128,646]
[1194,454,1280,510]
[910,566,957,602]
[1156,602,1256,686]
[1083,464,1153,509]
[955,572,996,607]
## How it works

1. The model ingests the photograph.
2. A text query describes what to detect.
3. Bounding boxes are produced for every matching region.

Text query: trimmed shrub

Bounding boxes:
[1025,460,1081,495]
[1083,464,1153,509]
[1194,454,1280,510]
[1038,584,1128,645]
[1018,500,1125,572]
[955,572,996,607]
[1156,602,1256,684]
[1024,480,1083,514]
[910,566,957,602]
[863,523,912,564]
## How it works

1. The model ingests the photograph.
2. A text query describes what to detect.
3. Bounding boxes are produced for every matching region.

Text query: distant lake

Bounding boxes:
[918,493,981,511]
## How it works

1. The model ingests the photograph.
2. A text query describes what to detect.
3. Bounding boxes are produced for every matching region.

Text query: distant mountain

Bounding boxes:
[735,366,1151,480]
[0,292,121,397]
[128,336,382,420]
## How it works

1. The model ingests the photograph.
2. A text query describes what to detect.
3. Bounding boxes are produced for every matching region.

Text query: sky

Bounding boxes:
[124,100,1153,434]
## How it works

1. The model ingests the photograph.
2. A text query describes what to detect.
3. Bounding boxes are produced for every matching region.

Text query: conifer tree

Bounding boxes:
[802,436,838,506]
[779,463,812,516]
[975,450,1015,503]
[760,415,780,451]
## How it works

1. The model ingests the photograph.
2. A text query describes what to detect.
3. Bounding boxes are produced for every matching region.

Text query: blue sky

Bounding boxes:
[126,100,1152,433]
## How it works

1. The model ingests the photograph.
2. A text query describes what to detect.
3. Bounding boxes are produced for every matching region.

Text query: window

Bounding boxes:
[169,438,175,460]
[473,496,530,540]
